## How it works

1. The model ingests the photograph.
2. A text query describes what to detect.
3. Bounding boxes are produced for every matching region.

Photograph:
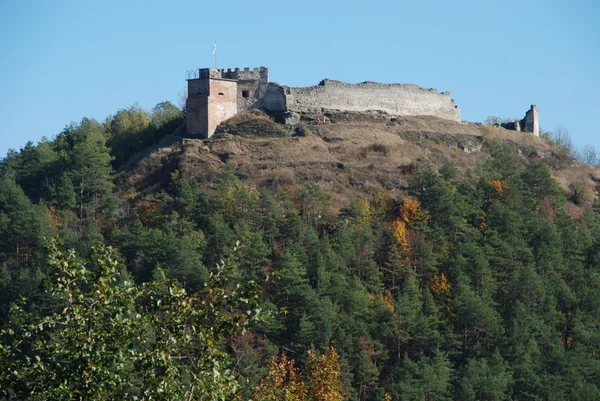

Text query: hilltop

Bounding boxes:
[118,110,599,214]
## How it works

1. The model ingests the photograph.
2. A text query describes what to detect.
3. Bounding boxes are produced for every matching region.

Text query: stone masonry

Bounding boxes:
[186,66,461,137]
[500,105,540,136]
[282,80,460,121]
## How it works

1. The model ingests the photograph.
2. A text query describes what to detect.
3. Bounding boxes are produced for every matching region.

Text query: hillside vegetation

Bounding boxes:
[1,104,600,400]
[119,111,599,213]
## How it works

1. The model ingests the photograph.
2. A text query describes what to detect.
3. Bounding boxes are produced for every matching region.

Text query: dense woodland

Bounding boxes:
[1,102,600,400]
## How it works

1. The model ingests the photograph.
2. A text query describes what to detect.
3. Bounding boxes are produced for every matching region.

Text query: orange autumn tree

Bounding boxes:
[137,200,161,227]
[307,347,344,401]
[386,197,431,284]
[390,198,429,252]
[490,179,509,198]
[398,197,429,226]
[254,347,343,401]
[254,352,308,401]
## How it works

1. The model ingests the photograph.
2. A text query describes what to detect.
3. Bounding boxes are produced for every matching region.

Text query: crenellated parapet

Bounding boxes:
[197,67,268,83]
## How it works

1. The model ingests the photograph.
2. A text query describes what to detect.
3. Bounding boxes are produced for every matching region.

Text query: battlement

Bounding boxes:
[314,79,453,96]
[194,66,268,82]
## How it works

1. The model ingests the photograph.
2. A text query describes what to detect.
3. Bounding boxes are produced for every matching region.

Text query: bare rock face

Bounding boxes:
[274,111,301,125]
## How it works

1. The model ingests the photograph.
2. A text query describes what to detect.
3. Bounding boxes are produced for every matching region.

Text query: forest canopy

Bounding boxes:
[1,102,599,400]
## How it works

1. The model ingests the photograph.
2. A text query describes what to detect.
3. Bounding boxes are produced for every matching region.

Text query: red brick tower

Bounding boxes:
[186,69,238,138]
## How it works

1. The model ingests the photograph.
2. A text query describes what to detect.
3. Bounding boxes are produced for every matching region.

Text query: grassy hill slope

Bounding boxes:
[117,111,600,214]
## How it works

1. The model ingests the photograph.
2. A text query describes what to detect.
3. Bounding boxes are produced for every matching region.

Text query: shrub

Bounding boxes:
[370,144,390,156]
[298,126,312,137]
[569,182,589,205]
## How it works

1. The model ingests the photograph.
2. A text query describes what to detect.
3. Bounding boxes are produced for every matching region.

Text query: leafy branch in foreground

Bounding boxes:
[0,239,262,400]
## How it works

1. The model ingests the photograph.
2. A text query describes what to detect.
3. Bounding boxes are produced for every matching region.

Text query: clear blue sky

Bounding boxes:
[1,0,598,156]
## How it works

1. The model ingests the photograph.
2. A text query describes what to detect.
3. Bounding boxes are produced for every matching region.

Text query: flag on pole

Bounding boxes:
[212,41,217,55]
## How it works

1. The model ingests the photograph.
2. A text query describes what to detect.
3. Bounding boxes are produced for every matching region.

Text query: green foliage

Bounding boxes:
[457,350,513,401]
[298,126,312,137]
[106,102,183,166]
[439,158,458,181]
[70,128,114,218]
[569,182,589,205]
[2,108,600,400]
[53,173,77,210]
[0,169,54,265]
[0,239,261,400]
[151,101,183,132]
[390,351,452,401]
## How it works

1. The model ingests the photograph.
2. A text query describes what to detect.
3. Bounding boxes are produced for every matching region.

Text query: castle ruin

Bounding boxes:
[500,105,540,136]
[185,67,461,137]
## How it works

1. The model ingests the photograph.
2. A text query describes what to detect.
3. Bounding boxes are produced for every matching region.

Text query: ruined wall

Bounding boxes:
[521,105,539,136]
[500,105,539,136]
[255,83,287,112]
[277,79,460,121]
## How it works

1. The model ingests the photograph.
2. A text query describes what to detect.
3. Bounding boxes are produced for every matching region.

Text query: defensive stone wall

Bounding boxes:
[278,79,460,121]
[200,67,268,83]
[185,66,465,138]
[255,83,287,112]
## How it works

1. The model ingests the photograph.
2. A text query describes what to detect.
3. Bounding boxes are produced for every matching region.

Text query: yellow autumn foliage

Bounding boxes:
[381,290,395,312]
[368,290,395,312]
[390,219,408,250]
[254,347,343,401]
[430,272,451,296]
[357,198,374,223]
[307,347,343,401]
[254,352,308,401]
[373,187,394,217]
[222,184,259,220]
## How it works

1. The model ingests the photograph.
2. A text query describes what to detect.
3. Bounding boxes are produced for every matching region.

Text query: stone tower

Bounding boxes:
[500,105,540,137]
[185,67,269,138]
[522,105,539,136]
[186,69,238,138]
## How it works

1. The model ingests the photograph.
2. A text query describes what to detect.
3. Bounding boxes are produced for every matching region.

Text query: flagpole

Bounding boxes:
[214,39,217,69]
